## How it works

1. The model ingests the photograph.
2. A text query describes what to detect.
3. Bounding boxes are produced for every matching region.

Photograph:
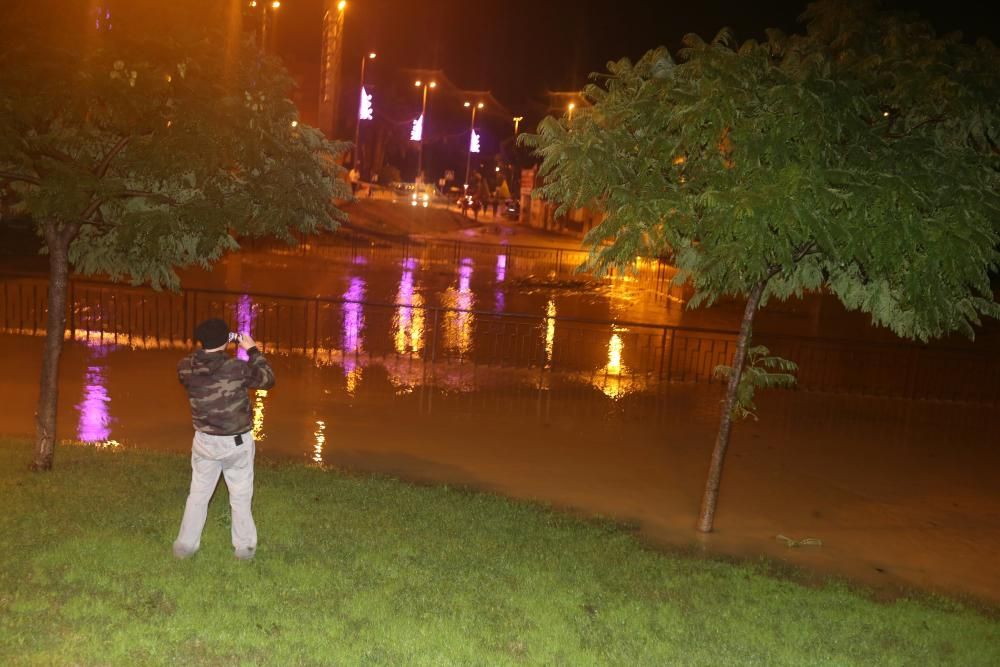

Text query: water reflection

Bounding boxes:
[342,277,366,394]
[594,331,635,399]
[393,259,425,356]
[252,389,268,441]
[544,299,556,368]
[441,258,475,355]
[74,338,120,448]
[495,256,507,312]
[312,419,326,464]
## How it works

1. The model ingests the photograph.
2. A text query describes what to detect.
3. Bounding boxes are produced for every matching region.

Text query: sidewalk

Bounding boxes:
[342,197,585,251]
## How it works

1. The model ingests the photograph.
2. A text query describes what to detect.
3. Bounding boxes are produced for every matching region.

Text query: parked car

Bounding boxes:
[502,198,520,220]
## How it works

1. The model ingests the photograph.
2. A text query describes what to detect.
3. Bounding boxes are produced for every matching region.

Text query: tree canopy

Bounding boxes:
[522,0,1000,532]
[0,0,349,289]
[524,0,999,342]
[0,0,351,470]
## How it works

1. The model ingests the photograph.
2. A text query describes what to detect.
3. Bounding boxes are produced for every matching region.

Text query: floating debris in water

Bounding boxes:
[776,534,823,548]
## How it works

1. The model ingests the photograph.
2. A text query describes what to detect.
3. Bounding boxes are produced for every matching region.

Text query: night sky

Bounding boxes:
[276,0,1000,115]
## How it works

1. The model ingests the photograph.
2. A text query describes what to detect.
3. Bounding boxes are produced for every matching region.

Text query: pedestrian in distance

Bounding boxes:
[173,318,275,561]
[491,196,499,218]
[348,167,360,195]
[472,198,482,221]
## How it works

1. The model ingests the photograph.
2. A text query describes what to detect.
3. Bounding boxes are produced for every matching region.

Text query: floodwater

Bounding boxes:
[2,239,999,607]
[2,331,998,607]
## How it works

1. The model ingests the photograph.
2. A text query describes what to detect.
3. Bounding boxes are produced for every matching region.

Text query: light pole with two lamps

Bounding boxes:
[249,1,282,54]
[414,80,436,184]
[353,52,376,171]
[464,101,484,194]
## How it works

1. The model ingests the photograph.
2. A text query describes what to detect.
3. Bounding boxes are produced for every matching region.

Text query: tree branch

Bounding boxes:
[26,145,78,166]
[0,171,40,186]
[93,137,130,178]
[887,115,947,139]
[115,190,179,206]
[793,241,817,262]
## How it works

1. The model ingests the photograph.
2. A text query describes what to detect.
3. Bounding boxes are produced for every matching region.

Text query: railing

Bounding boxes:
[1,274,998,404]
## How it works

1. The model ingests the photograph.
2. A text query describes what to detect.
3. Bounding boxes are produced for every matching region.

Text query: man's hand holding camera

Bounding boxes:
[229,332,258,351]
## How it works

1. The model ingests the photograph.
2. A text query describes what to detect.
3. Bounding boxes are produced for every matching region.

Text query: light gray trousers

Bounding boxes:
[175,430,257,553]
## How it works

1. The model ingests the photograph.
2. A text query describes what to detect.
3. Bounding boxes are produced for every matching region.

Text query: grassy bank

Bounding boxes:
[1,438,997,666]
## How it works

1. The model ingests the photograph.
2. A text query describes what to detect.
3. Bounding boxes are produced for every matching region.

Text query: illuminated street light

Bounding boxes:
[413,80,436,183]
[353,51,376,170]
[256,0,281,54]
[463,101,484,191]
[513,116,523,136]
[567,102,576,121]
[338,0,346,10]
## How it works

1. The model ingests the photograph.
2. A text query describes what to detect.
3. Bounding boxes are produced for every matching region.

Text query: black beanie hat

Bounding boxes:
[194,318,229,349]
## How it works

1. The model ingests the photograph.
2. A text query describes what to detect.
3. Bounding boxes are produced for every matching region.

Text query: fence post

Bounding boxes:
[665,330,675,383]
[658,328,668,385]
[68,280,76,342]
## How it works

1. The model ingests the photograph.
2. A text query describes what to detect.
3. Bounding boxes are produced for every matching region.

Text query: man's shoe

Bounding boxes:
[172,542,198,559]
[235,546,256,561]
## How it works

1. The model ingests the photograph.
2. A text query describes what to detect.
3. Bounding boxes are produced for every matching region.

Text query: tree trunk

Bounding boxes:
[32,222,73,471]
[696,280,768,533]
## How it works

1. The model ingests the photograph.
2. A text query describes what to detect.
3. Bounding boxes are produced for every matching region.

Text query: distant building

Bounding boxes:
[318,1,346,139]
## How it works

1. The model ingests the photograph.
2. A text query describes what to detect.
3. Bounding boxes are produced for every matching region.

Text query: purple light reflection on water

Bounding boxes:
[75,340,115,444]
[342,277,367,391]
[402,257,419,271]
[393,264,425,355]
[495,290,505,312]
[495,254,507,283]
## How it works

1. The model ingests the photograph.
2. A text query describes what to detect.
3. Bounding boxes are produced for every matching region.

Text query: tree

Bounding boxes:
[523,0,1000,532]
[0,1,350,471]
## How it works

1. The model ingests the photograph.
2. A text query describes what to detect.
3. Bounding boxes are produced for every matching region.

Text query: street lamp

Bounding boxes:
[353,52,376,170]
[254,0,280,54]
[513,116,523,137]
[414,80,436,183]
[567,102,576,121]
[463,101,484,192]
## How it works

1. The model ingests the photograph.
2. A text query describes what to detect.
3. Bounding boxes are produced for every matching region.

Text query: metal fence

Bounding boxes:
[1,274,998,405]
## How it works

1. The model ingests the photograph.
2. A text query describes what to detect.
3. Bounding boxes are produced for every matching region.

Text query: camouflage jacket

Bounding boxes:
[177,347,275,435]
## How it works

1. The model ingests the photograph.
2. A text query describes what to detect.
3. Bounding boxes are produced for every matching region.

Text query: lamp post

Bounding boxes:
[513,116,523,137]
[353,52,376,171]
[463,101,484,193]
[253,0,281,54]
[567,102,575,121]
[414,80,436,184]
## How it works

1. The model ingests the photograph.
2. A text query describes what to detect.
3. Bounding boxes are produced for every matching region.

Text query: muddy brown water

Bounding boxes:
[2,332,998,608]
[3,240,999,607]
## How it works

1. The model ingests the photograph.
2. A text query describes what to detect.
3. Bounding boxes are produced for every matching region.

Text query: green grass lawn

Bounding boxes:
[1,438,997,666]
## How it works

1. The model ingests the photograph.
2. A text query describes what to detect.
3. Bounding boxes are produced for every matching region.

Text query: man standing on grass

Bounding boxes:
[173,318,275,561]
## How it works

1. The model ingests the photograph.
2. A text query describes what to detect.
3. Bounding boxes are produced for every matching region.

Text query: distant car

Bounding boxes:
[391,182,417,196]
[502,198,520,220]
[393,182,441,198]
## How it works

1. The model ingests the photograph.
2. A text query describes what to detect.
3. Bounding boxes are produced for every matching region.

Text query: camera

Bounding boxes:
[228,332,241,343]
